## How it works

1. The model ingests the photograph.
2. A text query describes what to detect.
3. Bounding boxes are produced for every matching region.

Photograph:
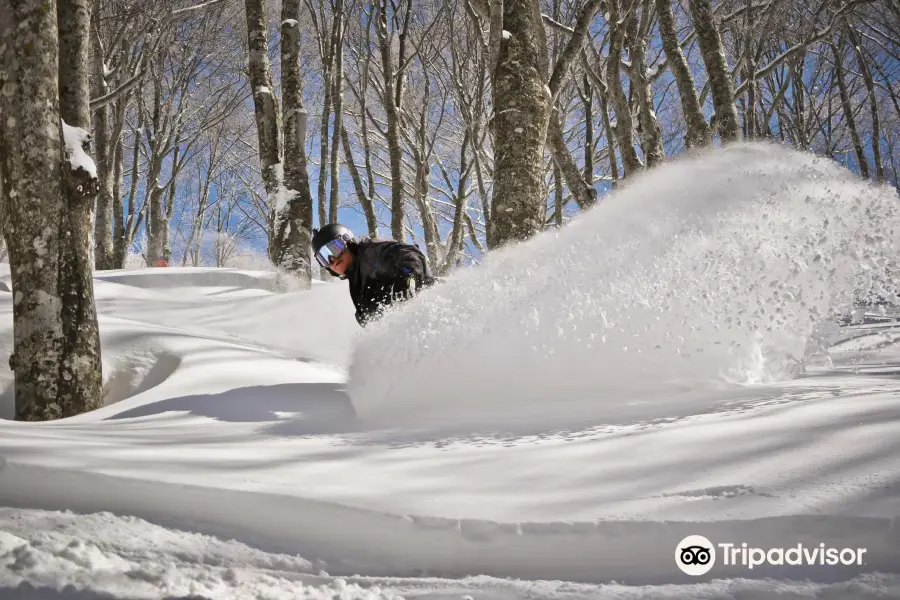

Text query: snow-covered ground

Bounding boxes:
[2,143,900,598]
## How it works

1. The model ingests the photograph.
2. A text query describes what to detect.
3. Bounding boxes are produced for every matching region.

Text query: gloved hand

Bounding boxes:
[392,273,417,302]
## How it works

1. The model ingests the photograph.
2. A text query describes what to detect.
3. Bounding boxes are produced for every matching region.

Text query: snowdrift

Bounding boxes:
[349,143,900,424]
[5,508,900,600]
[0,267,359,421]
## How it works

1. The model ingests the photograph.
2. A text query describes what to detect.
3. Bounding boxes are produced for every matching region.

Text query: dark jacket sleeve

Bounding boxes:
[363,241,433,288]
[351,240,434,327]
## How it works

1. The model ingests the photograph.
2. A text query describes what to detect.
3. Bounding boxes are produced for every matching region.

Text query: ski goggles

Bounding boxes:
[314,237,348,268]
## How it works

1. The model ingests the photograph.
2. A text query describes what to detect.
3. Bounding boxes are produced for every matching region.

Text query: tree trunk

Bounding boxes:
[581,75,594,185]
[598,90,619,187]
[630,0,665,167]
[0,0,102,421]
[271,0,315,281]
[317,61,332,228]
[328,0,344,225]
[607,0,642,176]
[245,0,283,200]
[548,109,596,209]
[441,130,470,274]
[145,154,165,264]
[0,0,68,420]
[113,114,141,268]
[688,0,741,143]
[489,0,552,248]
[656,0,709,148]
[160,145,179,263]
[831,42,869,179]
[553,161,563,227]
[56,0,103,415]
[408,69,441,266]
[740,0,757,140]
[791,64,809,149]
[376,0,406,241]
[846,27,884,182]
[341,127,377,237]
[92,32,114,269]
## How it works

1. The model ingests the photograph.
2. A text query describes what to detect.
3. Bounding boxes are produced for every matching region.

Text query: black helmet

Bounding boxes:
[312,223,354,253]
[311,223,355,275]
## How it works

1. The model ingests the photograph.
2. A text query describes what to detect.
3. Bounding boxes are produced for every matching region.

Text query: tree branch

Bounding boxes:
[548,0,604,99]
[733,0,874,97]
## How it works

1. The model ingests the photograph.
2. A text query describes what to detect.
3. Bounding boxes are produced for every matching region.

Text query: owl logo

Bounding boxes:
[676,535,716,575]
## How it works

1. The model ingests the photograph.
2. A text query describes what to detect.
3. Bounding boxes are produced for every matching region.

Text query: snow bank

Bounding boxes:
[2,458,900,586]
[94,267,280,292]
[349,143,900,423]
[91,268,358,368]
[3,507,900,600]
[0,508,393,600]
[0,267,356,419]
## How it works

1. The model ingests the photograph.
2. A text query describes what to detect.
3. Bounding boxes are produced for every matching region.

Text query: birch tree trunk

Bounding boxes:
[598,86,619,187]
[113,112,141,268]
[831,41,869,179]
[548,110,596,209]
[271,0,315,281]
[57,0,103,414]
[580,75,594,185]
[607,0,643,176]
[552,162,563,227]
[656,0,709,148]
[688,0,741,143]
[0,0,68,420]
[317,46,332,228]
[245,0,284,201]
[328,0,344,225]
[0,0,102,421]
[375,0,407,241]
[846,26,884,182]
[441,130,471,274]
[92,32,114,270]
[489,0,552,247]
[341,127,378,237]
[630,0,665,167]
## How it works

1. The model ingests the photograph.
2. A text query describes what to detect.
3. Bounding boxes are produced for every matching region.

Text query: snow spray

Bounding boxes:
[349,143,900,424]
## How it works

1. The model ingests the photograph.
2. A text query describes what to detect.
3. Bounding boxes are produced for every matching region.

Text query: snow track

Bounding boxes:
[4,509,900,600]
[2,459,899,586]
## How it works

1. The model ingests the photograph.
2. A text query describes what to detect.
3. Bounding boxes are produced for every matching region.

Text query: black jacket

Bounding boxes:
[345,238,434,326]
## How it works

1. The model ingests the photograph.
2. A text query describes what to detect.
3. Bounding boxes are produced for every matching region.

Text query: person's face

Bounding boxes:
[328,248,352,276]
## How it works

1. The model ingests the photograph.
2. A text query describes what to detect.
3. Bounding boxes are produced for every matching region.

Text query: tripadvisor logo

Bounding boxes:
[675,535,868,576]
[676,535,715,576]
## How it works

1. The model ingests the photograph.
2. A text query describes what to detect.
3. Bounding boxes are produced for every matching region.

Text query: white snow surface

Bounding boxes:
[1,143,900,598]
[60,120,98,179]
[3,509,900,600]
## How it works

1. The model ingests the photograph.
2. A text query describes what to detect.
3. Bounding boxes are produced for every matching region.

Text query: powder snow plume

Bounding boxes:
[348,143,900,424]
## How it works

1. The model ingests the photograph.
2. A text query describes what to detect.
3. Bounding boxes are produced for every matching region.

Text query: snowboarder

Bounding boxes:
[312,223,435,327]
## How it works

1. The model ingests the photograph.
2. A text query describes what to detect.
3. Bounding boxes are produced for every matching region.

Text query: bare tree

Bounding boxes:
[375,0,412,241]
[271,0,316,280]
[831,38,869,178]
[845,24,884,182]
[628,0,666,166]
[655,0,709,148]
[688,0,741,142]
[486,0,553,247]
[0,0,102,420]
[245,0,283,208]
